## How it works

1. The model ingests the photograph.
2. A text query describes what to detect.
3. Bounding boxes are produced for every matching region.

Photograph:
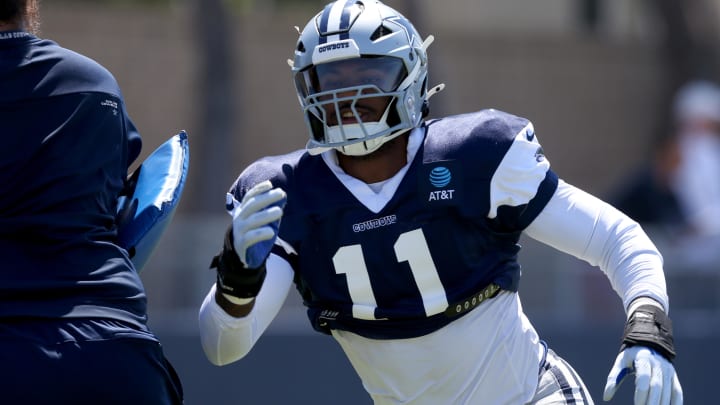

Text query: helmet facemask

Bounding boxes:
[296,56,414,155]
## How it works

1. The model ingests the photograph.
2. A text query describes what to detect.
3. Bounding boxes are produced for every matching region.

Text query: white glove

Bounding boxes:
[227,180,286,269]
[603,346,683,405]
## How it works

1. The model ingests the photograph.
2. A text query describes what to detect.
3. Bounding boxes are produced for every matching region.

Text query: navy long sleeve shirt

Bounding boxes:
[0,31,149,330]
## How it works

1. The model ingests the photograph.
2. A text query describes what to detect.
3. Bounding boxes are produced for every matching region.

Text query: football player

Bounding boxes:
[199,1,682,404]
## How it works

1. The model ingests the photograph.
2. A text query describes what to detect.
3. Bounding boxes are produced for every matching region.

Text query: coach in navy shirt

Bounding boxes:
[0,1,182,403]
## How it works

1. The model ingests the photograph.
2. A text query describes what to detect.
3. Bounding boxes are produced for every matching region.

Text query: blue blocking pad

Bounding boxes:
[117,131,190,271]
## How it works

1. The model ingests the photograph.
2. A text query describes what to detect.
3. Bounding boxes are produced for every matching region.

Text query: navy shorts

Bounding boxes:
[0,318,183,405]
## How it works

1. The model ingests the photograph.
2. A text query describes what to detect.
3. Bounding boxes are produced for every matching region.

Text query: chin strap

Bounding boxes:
[427,83,445,99]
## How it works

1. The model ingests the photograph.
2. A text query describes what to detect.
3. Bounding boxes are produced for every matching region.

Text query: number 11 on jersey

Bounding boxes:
[332,229,449,320]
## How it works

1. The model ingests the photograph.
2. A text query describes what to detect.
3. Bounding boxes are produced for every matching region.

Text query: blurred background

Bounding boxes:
[41,0,720,403]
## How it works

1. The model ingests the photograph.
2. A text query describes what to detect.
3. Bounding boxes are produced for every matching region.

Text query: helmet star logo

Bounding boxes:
[384,15,417,46]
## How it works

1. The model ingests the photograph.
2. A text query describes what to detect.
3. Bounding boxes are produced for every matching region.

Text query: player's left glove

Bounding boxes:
[603,303,683,405]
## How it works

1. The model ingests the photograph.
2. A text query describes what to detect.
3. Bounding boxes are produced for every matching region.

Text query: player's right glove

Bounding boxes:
[603,303,683,405]
[210,180,286,300]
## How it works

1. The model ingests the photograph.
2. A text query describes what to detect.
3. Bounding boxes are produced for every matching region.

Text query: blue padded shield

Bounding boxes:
[116,131,190,271]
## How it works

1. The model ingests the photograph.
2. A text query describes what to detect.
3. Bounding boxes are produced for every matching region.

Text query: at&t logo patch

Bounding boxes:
[429,166,451,187]
[428,166,455,202]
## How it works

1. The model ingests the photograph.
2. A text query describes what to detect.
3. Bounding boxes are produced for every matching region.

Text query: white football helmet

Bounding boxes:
[291,0,442,156]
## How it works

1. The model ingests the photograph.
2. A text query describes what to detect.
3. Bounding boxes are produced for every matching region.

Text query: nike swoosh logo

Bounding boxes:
[525,129,535,141]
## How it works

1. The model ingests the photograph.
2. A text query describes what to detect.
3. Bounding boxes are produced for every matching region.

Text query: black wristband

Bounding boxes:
[210,226,267,299]
[620,304,676,362]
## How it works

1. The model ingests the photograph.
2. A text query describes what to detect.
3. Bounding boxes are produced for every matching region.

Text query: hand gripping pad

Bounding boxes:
[116,131,190,271]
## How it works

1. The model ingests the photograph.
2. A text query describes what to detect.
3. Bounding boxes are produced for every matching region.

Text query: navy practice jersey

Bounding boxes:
[0,32,148,329]
[231,110,558,339]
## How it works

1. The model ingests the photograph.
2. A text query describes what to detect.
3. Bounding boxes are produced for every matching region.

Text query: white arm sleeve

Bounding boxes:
[524,180,669,313]
[198,253,295,365]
